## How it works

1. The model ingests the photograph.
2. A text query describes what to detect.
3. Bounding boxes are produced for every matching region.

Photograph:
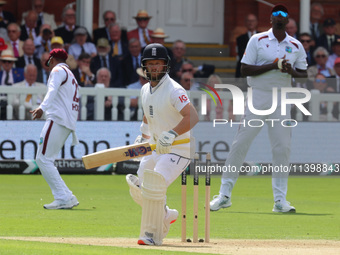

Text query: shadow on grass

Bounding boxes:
[224,211,332,216]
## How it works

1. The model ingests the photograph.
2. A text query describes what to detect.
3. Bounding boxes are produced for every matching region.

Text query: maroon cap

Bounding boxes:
[45,48,68,67]
[271,3,289,14]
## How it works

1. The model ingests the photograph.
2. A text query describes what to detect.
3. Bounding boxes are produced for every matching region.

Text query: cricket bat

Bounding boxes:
[82,138,190,169]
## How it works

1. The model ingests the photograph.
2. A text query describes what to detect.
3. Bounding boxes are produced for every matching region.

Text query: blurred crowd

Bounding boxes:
[0,0,215,121]
[0,1,339,121]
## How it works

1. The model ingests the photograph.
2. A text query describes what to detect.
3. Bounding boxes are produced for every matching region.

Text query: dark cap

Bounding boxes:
[323,18,336,27]
[271,3,289,14]
[45,48,68,67]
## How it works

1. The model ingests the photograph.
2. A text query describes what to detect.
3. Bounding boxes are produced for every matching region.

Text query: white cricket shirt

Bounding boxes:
[141,74,191,157]
[241,28,307,90]
[39,63,79,131]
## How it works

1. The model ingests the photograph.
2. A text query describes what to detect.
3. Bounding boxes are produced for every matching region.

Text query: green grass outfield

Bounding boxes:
[0,174,339,254]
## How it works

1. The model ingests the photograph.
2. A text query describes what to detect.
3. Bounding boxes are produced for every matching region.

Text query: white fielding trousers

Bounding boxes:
[137,151,190,187]
[36,119,73,201]
[220,89,291,202]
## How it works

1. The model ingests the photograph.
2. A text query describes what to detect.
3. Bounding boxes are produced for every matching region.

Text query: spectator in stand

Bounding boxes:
[20,10,39,42]
[15,38,41,69]
[36,51,49,84]
[310,3,324,41]
[205,74,229,121]
[316,18,340,55]
[286,18,298,39]
[121,38,142,86]
[11,64,45,120]
[34,24,53,59]
[150,28,173,59]
[90,37,122,88]
[5,23,24,58]
[72,53,95,87]
[126,67,148,120]
[311,73,337,121]
[170,40,187,82]
[54,6,92,51]
[68,27,96,60]
[109,23,128,60]
[127,10,153,48]
[326,39,340,69]
[332,57,340,93]
[235,14,259,78]
[180,60,215,79]
[179,71,194,91]
[0,49,24,119]
[50,36,77,69]
[21,0,57,31]
[95,67,113,121]
[93,11,116,44]
[72,53,95,120]
[93,10,128,46]
[0,0,16,29]
[299,32,315,66]
[307,46,335,82]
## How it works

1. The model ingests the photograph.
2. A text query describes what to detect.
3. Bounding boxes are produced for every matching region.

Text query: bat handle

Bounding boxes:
[150,138,190,151]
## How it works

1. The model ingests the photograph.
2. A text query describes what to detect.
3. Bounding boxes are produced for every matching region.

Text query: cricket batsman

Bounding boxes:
[126,43,199,245]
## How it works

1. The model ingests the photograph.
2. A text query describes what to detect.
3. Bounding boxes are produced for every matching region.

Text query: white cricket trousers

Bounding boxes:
[219,89,291,202]
[36,119,73,201]
[137,151,190,187]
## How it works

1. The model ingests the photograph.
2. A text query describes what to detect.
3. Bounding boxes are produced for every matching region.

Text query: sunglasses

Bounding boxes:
[300,39,311,43]
[182,69,193,72]
[272,11,288,17]
[315,79,326,83]
[2,60,13,63]
[46,56,52,67]
[137,18,149,21]
[315,55,326,58]
[105,18,115,22]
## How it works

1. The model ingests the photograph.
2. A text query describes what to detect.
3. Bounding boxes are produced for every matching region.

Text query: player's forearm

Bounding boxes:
[241,63,277,77]
[290,69,307,78]
[173,104,199,136]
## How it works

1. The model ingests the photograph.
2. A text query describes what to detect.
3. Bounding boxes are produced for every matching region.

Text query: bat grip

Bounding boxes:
[150,138,190,151]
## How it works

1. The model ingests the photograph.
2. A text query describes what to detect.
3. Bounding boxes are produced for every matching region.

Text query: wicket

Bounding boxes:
[181,152,211,243]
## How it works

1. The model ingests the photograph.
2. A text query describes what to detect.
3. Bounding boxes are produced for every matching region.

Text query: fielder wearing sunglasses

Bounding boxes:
[272,11,288,17]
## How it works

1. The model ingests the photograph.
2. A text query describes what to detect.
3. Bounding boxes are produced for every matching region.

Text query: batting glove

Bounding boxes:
[134,135,148,144]
[156,130,178,154]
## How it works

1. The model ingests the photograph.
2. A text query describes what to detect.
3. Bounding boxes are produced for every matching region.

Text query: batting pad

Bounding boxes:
[140,170,167,245]
[126,174,142,206]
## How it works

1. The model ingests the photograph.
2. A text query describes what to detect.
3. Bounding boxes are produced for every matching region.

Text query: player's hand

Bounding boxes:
[134,135,148,144]
[30,108,43,120]
[281,60,292,74]
[156,130,177,154]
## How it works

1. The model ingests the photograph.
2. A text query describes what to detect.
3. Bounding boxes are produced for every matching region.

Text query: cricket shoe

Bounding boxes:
[163,206,179,238]
[210,194,232,211]
[137,237,156,245]
[272,200,296,213]
[44,195,79,209]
